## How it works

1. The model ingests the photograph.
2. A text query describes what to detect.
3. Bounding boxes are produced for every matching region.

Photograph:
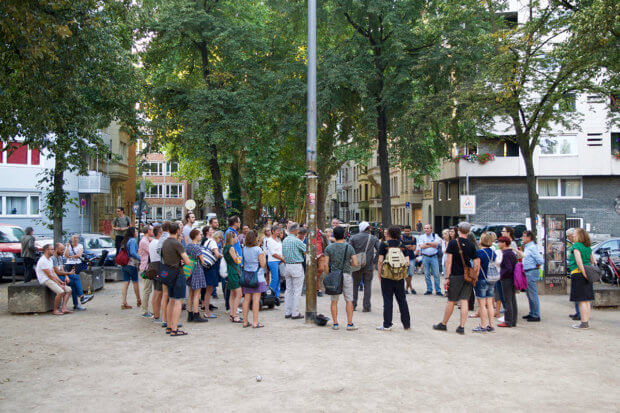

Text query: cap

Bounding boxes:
[359,221,370,233]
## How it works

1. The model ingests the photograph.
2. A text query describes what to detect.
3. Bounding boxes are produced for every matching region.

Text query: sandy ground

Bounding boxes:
[0,274,619,413]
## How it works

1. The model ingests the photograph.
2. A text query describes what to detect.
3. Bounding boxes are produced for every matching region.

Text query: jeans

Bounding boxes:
[352,267,373,310]
[525,269,541,318]
[268,261,281,298]
[422,255,441,293]
[284,263,304,317]
[62,273,84,308]
[380,277,410,329]
[23,257,35,283]
[500,278,517,326]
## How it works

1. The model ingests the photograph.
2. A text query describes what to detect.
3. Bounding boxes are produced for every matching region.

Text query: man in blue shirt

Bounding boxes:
[521,230,544,322]
[418,224,443,296]
[401,226,417,295]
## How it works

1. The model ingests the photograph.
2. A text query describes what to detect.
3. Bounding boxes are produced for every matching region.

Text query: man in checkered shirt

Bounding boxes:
[281,222,306,320]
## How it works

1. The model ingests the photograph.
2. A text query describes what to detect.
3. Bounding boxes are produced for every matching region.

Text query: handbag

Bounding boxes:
[115,246,129,266]
[457,239,478,286]
[240,247,259,288]
[183,257,196,279]
[201,241,217,269]
[145,261,160,280]
[482,248,500,283]
[323,244,350,295]
[350,234,372,272]
[219,258,228,278]
[513,262,528,291]
[158,263,180,287]
[584,265,602,283]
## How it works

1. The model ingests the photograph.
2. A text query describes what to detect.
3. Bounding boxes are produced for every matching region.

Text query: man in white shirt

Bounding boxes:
[36,244,72,315]
[418,224,443,296]
[265,226,285,298]
[182,212,195,245]
[149,226,164,322]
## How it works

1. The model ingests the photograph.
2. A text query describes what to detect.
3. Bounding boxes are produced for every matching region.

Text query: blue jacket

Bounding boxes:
[522,241,543,271]
[126,238,140,260]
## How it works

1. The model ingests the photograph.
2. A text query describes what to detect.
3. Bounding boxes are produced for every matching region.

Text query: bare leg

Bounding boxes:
[152,290,162,318]
[121,281,129,306]
[252,292,260,326]
[169,299,183,331]
[132,281,140,305]
[579,301,590,323]
[494,299,501,318]
[345,301,354,325]
[459,299,469,327]
[330,300,338,325]
[486,298,495,328]
[204,286,213,316]
[478,298,488,328]
[61,291,71,312]
[242,293,251,326]
[53,294,63,315]
[441,301,456,325]
[161,286,169,323]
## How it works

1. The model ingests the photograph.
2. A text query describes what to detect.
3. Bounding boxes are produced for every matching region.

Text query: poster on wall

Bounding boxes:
[543,214,567,285]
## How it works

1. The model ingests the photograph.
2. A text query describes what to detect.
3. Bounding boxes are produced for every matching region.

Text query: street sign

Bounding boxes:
[459,195,476,215]
[185,199,196,211]
[132,201,149,215]
[405,201,411,209]
[80,198,86,207]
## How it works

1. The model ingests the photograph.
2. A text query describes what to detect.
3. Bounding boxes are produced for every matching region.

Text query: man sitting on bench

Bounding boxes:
[36,244,72,315]
[53,243,93,311]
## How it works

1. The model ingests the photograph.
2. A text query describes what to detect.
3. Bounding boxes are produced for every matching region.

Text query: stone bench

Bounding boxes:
[79,267,105,292]
[103,266,124,282]
[8,282,54,314]
[593,284,620,308]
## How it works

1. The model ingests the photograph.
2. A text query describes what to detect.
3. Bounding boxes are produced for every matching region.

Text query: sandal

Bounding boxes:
[137,299,142,307]
[166,327,172,334]
[253,323,265,329]
[243,323,250,328]
[170,330,188,336]
[61,309,73,314]
[52,311,64,316]
[121,304,132,310]
[232,318,243,323]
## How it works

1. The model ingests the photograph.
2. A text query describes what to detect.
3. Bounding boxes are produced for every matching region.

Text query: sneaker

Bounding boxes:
[404,290,409,295]
[523,314,533,320]
[411,289,417,295]
[456,326,465,335]
[572,322,589,329]
[161,322,167,328]
[527,317,541,322]
[346,324,358,331]
[141,312,153,318]
[317,291,323,297]
[284,314,292,319]
[435,292,444,296]
[498,316,505,323]
[291,314,304,320]
[472,325,486,333]
[497,322,510,328]
[209,304,218,310]
[74,304,87,311]
[424,291,433,296]
[332,324,340,330]
[432,323,447,331]
[486,326,496,333]
[376,326,392,331]
[152,317,161,323]
[80,294,94,305]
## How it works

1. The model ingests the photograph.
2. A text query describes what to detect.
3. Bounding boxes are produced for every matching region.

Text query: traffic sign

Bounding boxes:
[405,201,411,209]
[459,195,476,215]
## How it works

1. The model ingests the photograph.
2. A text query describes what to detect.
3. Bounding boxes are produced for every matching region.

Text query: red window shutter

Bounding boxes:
[0,141,3,163]
[30,146,40,165]
[7,143,27,164]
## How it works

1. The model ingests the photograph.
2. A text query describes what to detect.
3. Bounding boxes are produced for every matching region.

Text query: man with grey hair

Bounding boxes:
[21,227,36,282]
[282,222,306,320]
[433,222,480,335]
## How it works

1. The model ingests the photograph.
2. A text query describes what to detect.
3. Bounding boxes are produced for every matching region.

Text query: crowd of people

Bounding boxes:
[30,211,599,334]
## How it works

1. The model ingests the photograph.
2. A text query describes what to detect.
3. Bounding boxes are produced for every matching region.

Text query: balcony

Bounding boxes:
[78,171,110,194]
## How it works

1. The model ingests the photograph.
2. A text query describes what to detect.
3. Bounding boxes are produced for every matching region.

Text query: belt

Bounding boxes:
[422,253,438,258]
[287,262,303,265]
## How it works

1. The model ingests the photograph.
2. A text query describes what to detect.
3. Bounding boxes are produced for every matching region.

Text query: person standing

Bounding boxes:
[139,226,153,318]
[120,227,141,310]
[149,226,163,323]
[401,225,418,295]
[112,207,131,254]
[185,229,208,323]
[497,236,518,328]
[157,221,171,326]
[419,224,443,296]
[440,229,450,275]
[241,230,268,328]
[202,230,223,318]
[238,224,250,246]
[223,231,243,323]
[376,226,411,331]
[282,222,306,320]
[416,220,423,232]
[161,222,192,336]
[472,233,497,333]
[433,222,480,334]
[265,226,285,299]
[20,227,36,282]
[36,244,72,315]
[325,226,358,330]
[349,221,380,311]
[569,228,596,329]
[224,215,243,311]
[182,212,195,245]
[522,230,544,322]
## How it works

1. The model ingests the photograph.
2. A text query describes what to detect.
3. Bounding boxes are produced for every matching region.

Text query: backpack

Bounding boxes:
[381,246,408,281]
[482,248,500,283]
[115,246,129,266]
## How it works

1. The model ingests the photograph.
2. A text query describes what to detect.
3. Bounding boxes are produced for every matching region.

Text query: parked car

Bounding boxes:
[592,238,620,262]
[77,233,117,266]
[471,222,527,245]
[0,223,48,280]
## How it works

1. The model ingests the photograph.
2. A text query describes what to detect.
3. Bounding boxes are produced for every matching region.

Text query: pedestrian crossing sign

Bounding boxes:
[459,195,476,215]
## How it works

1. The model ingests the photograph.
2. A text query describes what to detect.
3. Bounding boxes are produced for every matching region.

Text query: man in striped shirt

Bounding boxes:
[282,222,306,320]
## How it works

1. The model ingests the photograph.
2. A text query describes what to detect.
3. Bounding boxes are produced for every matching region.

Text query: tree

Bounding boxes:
[477,0,613,235]
[0,0,140,242]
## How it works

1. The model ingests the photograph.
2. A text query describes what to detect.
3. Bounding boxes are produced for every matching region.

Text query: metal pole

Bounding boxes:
[305,0,317,323]
[465,172,470,222]
[138,180,145,242]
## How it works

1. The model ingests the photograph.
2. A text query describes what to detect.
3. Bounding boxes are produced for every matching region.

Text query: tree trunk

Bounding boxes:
[520,140,540,238]
[51,156,66,244]
[208,143,226,219]
[316,177,328,230]
[377,104,392,227]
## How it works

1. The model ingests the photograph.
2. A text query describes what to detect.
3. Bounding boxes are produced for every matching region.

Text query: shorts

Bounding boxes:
[153,280,163,291]
[331,273,354,302]
[122,265,139,282]
[447,275,473,302]
[43,279,71,295]
[169,271,186,300]
[474,279,496,299]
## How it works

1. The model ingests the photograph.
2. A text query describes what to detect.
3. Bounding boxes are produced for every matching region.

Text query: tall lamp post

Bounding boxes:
[305,0,318,323]
[137,179,145,242]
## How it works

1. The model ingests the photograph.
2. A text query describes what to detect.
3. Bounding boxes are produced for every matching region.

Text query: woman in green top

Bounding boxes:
[568,228,597,329]
[223,231,242,323]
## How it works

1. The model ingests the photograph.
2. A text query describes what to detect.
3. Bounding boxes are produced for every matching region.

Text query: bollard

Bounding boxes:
[11,258,16,284]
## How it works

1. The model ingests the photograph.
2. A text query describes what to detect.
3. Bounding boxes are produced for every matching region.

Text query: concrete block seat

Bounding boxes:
[79,266,105,292]
[8,282,54,314]
[103,266,124,282]
[593,284,620,308]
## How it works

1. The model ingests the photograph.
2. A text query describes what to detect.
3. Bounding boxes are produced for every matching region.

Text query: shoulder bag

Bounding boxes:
[157,263,180,287]
[323,244,350,295]
[350,234,372,272]
[584,264,602,283]
[457,239,478,285]
[240,247,259,288]
[200,240,217,269]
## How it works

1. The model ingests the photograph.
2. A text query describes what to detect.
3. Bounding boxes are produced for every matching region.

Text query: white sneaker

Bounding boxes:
[332,324,340,330]
[376,326,392,331]
[346,324,358,331]
[498,316,505,323]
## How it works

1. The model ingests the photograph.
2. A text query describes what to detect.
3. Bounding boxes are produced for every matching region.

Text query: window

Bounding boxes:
[537,178,582,198]
[446,182,451,200]
[612,133,620,155]
[6,143,28,164]
[586,95,604,104]
[437,183,445,201]
[566,218,583,229]
[119,142,128,162]
[0,193,41,216]
[479,138,519,157]
[539,135,578,155]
